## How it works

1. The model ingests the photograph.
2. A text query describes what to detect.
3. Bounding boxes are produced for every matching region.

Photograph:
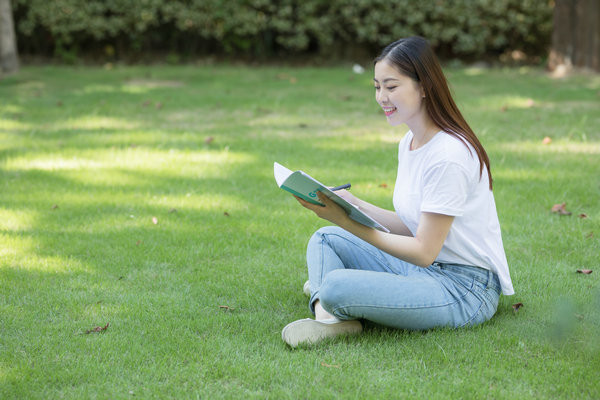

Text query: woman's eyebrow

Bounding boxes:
[373,78,400,83]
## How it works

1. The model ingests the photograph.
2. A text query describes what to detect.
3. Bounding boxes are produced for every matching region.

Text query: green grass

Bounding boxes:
[1,64,599,399]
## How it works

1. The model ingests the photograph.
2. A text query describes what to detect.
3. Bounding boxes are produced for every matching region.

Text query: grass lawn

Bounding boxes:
[1,63,599,399]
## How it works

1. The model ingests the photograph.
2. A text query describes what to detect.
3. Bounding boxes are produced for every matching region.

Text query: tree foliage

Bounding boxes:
[13,0,553,61]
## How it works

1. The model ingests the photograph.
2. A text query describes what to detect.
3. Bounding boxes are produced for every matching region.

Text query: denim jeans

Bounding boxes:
[307,226,501,330]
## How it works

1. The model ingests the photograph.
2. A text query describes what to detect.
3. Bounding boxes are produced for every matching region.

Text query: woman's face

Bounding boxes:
[374,60,425,127]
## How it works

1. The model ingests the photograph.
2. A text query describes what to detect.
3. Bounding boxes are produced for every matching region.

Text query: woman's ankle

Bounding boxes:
[314,300,336,321]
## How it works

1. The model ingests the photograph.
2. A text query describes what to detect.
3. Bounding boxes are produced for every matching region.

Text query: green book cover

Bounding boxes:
[274,162,390,232]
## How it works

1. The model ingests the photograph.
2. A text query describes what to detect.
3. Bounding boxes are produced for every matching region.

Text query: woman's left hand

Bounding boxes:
[294,192,350,226]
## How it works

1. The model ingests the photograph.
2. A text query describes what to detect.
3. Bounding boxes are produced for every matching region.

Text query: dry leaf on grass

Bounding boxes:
[576,269,593,274]
[512,302,524,312]
[219,305,235,311]
[85,322,109,334]
[379,183,388,188]
[578,213,588,219]
[551,203,572,215]
[204,136,214,145]
[321,362,340,368]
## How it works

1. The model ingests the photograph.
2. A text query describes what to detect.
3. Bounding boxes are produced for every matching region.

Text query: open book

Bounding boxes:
[274,162,390,232]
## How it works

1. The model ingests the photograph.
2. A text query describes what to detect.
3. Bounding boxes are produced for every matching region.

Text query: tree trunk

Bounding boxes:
[548,0,600,73]
[0,0,19,75]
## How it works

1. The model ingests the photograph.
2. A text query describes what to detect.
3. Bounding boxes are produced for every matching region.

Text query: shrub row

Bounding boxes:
[14,0,554,61]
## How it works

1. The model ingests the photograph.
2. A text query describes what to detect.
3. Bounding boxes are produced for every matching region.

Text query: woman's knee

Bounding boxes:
[319,269,352,312]
[308,226,345,248]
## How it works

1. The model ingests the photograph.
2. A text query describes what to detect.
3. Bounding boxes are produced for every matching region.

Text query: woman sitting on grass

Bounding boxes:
[282,36,514,347]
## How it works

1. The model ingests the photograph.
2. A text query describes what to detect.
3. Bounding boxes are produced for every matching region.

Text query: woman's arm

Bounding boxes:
[333,189,413,236]
[296,192,453,267]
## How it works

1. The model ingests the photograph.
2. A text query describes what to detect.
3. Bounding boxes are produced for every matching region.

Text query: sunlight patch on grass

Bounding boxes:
[168,192,247,213]
[0,208,38,231]
[0,232,87,275]
[79,84,119,94]
[5,149,255,177]
[0,104,23,114]
[2,253,89,274]
[472,95,538,110]
[6,156,104,171]
[463,67,486,76]
[495,141,600,155]
[248,113,328,128]
[124,79,183,88]
[0,232,33,260]
[494,167,551,182]
[49,116,141,131]
[0,118,31,130]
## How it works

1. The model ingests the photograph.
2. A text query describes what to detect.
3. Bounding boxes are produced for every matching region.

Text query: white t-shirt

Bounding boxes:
[393,131,514,295]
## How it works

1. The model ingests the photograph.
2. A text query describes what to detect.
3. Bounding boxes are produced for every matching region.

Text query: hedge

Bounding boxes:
[13,0,554,61]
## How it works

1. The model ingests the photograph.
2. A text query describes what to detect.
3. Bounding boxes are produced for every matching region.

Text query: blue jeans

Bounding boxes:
[307,226,501,330]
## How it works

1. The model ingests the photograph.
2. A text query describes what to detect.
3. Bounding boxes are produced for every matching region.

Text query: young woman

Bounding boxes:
[281,36,514,347]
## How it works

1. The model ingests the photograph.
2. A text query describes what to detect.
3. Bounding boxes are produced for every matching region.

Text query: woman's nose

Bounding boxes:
[376,89,387,104]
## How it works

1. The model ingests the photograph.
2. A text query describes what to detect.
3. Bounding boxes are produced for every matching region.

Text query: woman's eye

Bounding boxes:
[374,86,380,90]
[387,86,397,91]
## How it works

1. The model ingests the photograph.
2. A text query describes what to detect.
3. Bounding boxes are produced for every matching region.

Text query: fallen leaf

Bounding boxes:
[289,77,297,84]
[169,208,177,213]
[578,213,588,219]
[512,302,524,312]
[142,100,151,107]
[135,240,141,246]
[85,322,109,334]
[204,136,214,145]
[223,212,230,217]
[52,204,59,209]
[586,232,594,238]
[152,217,158,224]
[320,362,340,368]
[379,183,388,188]
[155,102,163,109]
[576,269,593,274]
[500,106,508,112]
[298,123,308,128]
[219,305,235,311]
[551,202,571,215]
[542,136,552,145]
[57,100,63,107]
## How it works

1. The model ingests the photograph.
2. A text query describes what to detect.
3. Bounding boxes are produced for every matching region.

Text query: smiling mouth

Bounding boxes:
[382,106,397,116]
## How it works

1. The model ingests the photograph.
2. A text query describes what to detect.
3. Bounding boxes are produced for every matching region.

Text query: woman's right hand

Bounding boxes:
[331,188,360,207]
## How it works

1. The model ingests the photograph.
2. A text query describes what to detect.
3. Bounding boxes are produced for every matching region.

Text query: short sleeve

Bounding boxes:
[420,161,472,216]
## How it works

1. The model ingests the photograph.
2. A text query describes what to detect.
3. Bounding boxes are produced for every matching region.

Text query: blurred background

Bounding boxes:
[1,0,598,74]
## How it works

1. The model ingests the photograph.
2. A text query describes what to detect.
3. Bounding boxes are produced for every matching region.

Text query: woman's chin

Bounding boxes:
[386,118,404,127]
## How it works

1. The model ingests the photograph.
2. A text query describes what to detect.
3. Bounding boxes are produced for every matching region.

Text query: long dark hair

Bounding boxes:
[375,36,493,190]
